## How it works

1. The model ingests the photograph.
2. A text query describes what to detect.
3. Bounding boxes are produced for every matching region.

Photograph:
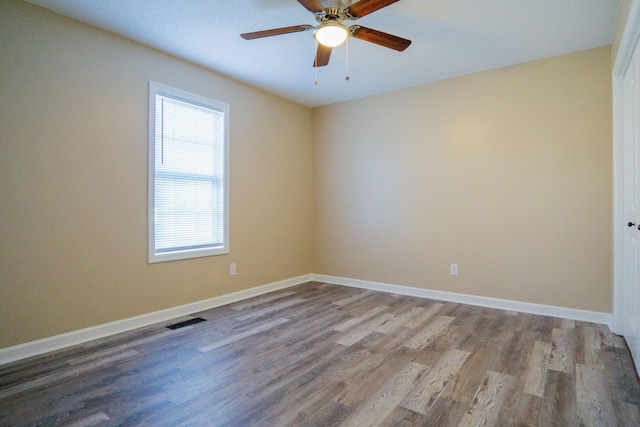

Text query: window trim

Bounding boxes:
[148,81,230,263]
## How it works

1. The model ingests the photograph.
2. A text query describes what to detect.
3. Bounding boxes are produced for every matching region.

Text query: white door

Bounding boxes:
[621,39,640,374]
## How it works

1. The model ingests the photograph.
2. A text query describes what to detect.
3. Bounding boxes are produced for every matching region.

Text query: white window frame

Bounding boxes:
[148,81,229,263]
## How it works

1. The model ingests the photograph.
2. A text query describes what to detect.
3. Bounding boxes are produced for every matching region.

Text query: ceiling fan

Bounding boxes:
[241,0,411,67]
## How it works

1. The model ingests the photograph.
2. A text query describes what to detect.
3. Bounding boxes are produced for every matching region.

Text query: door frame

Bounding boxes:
[612,0,640,335]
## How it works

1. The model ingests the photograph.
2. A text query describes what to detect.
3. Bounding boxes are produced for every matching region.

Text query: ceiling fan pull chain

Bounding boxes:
[314,40,319,86]
[346,36,350,81]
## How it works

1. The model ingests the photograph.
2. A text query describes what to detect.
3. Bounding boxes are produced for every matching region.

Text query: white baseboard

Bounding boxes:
[1,272,613,366]
[0,274,313,366]
[312,274,613,327]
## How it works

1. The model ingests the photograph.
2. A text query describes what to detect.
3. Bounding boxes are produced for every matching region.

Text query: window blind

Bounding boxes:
[149,84,228,262]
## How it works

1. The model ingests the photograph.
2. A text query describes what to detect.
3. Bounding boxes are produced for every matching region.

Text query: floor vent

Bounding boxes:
[166,317,207,330]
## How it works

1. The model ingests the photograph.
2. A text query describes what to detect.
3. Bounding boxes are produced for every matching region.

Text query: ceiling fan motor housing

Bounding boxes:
[317,7,349,24]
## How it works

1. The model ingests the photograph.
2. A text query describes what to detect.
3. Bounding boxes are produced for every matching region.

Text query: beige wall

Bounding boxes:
[0,0,314,348]
[313,46,613,312]
[0,0,616,350]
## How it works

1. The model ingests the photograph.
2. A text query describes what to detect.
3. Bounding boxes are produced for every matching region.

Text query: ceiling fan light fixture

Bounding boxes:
[314,22,349,47]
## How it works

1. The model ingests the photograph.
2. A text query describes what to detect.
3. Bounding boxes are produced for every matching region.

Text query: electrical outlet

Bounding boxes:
[450,263,458,276]
[230,263,236,276]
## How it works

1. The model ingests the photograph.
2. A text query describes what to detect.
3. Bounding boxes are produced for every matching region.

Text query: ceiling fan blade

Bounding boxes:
[241,25,313,40]
[313,44,332,67]
[297,0,324,14]
[345,0,400,19]
[350,26,411,51]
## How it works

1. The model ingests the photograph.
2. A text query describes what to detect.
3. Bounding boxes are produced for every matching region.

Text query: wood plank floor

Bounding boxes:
[1,282,639,426]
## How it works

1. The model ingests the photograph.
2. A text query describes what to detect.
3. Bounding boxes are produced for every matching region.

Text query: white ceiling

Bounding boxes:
[25,0,621,107]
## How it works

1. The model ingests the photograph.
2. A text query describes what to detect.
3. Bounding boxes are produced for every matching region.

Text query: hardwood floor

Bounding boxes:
[1,282,638,426]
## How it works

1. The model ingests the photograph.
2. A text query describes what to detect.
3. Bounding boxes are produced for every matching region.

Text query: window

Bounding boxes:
[148,82,229,263]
